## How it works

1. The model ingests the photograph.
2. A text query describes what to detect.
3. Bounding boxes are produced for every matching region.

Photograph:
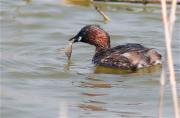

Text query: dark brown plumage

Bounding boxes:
[69,25,161,70]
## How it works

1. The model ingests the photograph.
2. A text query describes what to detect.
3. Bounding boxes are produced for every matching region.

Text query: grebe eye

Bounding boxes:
[78,36,82,41]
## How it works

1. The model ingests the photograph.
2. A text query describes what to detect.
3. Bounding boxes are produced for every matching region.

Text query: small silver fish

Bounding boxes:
[64,39,75,60]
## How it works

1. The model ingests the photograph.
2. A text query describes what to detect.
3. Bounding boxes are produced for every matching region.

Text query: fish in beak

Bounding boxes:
[64,38,76,60]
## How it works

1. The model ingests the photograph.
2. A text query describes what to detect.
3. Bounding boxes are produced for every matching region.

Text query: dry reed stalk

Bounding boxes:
[90,0,110,22]
[94,6,110,22]
[158,67,166,118]
[59,101,68,118]
[160,0,180,118]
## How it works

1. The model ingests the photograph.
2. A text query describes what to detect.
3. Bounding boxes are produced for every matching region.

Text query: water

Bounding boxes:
[1,0,180,118]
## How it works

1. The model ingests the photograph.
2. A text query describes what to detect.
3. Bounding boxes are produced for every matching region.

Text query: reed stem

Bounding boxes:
[90,0,110,22]
[158,64,166,118]
[160,0,180,117]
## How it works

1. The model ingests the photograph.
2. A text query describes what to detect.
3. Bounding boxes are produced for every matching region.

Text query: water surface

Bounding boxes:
[1,0,180,118]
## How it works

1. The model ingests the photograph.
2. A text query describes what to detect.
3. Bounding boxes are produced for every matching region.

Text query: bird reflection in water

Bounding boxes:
[94,64,162,75]
[79,92,108,111]
[78,74,110,112]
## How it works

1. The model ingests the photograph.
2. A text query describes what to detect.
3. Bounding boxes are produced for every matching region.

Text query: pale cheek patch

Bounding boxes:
[78,36,82,41]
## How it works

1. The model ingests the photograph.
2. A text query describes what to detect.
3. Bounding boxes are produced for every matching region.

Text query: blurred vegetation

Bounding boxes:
[64,0,179,4]
[64,0,91,6]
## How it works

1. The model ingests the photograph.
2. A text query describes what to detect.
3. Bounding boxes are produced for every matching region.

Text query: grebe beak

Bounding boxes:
[69,36,82,43]
[69,37,75,42]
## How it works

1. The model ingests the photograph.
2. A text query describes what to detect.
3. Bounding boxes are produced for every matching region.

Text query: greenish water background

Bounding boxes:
[1,0,180,118]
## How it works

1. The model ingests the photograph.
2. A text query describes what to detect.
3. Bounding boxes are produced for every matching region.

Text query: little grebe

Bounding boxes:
[69,25,161,70]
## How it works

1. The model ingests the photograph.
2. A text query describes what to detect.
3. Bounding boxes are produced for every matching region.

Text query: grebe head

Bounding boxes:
[69,25,110,51]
